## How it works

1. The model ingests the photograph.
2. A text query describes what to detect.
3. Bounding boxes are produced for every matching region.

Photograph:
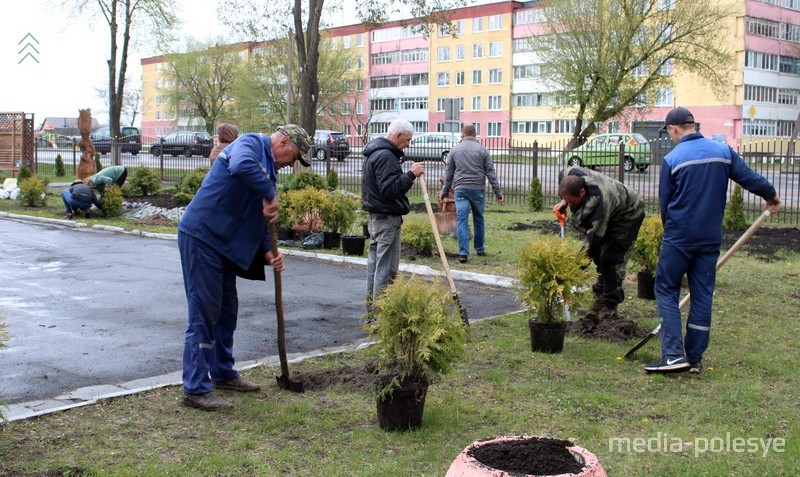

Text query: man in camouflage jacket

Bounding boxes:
[554,166,645,315]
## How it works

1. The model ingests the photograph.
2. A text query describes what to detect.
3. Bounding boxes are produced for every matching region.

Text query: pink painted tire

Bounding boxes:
[445,435,607,477]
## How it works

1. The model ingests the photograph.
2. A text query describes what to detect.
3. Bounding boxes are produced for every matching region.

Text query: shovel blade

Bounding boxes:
[624,327,660,359]
[276,374,305,393]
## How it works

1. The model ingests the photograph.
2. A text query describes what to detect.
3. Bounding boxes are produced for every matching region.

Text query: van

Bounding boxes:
[90,126,141,155]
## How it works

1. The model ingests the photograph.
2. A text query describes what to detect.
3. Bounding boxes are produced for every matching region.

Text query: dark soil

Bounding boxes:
[297,363,379,392]
[469,437,585,475]
[125,191,178,209]
[567,310,651,343]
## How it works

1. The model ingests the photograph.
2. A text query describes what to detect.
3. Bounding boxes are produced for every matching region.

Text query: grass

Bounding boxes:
[0,186,798,476]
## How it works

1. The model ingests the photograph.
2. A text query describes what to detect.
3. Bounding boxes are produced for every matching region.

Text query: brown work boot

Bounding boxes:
[183,392,232,411]
[212,376,261,392]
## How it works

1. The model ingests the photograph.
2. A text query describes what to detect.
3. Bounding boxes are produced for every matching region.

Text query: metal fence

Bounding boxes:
[33,135,799,225]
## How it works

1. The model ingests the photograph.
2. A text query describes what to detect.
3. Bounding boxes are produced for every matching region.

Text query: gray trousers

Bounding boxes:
[366,213,403,310]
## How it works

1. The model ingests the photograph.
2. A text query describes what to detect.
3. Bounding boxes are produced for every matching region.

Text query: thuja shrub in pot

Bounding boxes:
[515,236,592,353]
[365,276,467,431]
[319,190,358,249]
[629,215,663,300]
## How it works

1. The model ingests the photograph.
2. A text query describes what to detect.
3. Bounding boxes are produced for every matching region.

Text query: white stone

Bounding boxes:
[10,189,19,200]
[0,189,9,200]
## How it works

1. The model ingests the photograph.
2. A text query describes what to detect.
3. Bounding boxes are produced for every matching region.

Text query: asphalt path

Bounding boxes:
[0,218,521,404]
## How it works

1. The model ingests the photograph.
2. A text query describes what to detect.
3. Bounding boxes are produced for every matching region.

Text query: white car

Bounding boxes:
[405,132,461,162]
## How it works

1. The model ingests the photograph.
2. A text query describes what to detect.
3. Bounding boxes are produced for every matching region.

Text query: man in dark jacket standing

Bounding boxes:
[178,124,311,410]
[439,124,504,263]
[362,119,424,312]
[554,166,645,317]
[645,108,781,374]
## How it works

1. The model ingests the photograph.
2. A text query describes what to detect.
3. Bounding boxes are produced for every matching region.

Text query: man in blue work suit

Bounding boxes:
[178,125,312,410]
[644,108,781,374]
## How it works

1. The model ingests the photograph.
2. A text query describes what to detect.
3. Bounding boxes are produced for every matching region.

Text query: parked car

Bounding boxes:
[404,132,461,163]
[149,131,213,158]
[90,126,141,155]
[567,133,651,172]
[313,130,350,161]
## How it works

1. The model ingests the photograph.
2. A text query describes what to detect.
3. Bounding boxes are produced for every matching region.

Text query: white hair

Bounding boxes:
[387,119,414,137]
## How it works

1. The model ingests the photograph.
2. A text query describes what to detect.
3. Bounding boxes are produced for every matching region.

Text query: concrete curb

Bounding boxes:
[0,213,518,422]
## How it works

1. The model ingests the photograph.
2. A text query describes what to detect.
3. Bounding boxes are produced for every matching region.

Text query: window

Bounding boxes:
[473,17,483,33]
[472,96,481,110]
[370,122,390,134]
[472,70,482,85]
[437,72,450,86]
[357,57,364,69]
[513,65,540,79]
[356,101,364,114]
[474,123,481,136]
[400,97,428,109]
[745,84,777,103]
[356,79,364,91]
[437,46,450,61]
[655,88,673,107]
[488,42,503,57]
[402,48,428,62]
[372,51,400,65]
[456,71,465,85]
[513,38,533,53]
[777,120,795,137]
[473,44,483,59]
[456,45,465,60]
[341,102,351,114]
[488,95,502,110]
[746,17,779,39]
[412,121,429,132]
[555,120,576,134]
[489,14,503,31]
[782,24,800,43]
[632,63,648,76]
[745,51,779,71]
[488,68,503,83]
[778,88,799,105]
[743,119,776,137]
[513,93,549,106]
[515,9,545,24]
[436,97,464,111]
[512,120,552,134]
[356,34,364,46]
[659,59,673,76]
[343,36,351,48]
[370,98,397,111]
[607,121,620,133]
[356,124,363,136]
[370,75,400,88]
[342,124,351,135]
[456,20,465,35]
[487,122,502,136]
[779,55,800,74]
[657,0,675,10]
[401,73,429,86]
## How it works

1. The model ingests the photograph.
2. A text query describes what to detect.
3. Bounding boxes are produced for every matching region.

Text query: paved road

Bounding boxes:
[0,218,521,404]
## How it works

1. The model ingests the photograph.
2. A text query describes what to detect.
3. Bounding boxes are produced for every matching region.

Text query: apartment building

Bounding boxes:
[141,0,800,147]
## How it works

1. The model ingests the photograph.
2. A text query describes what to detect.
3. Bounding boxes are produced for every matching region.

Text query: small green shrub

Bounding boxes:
[17,164,33,182]
[55,154,66,176]
[293,171,327,191]
[326,168,339,190]
[723,184,747,231]
[285,187,328,232]
[630,215,663,273]
[127,166,162,196]
[320,190,358,233]
[401,217,435,257]
[528,177,543,211]
[94,153,103,173]
[101,185,124,217]
[17,176,47,207]
[173,168,208,205]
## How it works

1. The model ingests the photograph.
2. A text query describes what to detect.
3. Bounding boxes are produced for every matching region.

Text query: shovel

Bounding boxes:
[554,207,572,322]
[418,175,469,326]
[267,221,305,392]
[624,210,771,359]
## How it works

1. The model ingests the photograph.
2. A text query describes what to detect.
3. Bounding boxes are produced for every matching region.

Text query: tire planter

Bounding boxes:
[445,435,607,477]
[528,320,566,354]
[636,271,656,300]
[376,376,429,432]
[341,235,367,256]
[322,231,341,249]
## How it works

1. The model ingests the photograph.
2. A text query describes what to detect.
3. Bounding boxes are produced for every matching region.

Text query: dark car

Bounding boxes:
[150,131,213,158]
[90,126,141,155]
[313,130,350,161]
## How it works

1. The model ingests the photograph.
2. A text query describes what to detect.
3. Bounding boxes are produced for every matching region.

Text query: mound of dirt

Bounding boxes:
[297,364,379,392]
[568,309,650,343]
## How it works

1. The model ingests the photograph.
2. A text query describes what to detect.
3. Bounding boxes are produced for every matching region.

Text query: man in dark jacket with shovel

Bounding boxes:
[177,125,311,411]
[362,119,424,316]
[554,166,645,319]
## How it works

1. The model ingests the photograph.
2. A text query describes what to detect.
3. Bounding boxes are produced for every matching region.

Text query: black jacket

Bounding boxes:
[361,137,416,216]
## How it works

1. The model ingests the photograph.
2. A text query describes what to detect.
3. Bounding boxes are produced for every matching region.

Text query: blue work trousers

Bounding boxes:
[655,242,720,365]
[178,231,241,395]
[455,188,486,257]
[61,189,90,214]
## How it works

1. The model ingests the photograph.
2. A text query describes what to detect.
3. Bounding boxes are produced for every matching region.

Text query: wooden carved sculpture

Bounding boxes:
[77,108,96,180]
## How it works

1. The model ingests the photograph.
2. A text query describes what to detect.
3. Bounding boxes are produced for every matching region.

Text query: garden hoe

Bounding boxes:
[268,221,305,393]
[418,174,469,327]
[554,207,573,322]
[624,209,772,359]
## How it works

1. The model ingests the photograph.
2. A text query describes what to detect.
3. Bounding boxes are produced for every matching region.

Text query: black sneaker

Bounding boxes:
[689,363,702,374]
[476,251,486,256]
[644,356,690,374]
[458,255,468,263]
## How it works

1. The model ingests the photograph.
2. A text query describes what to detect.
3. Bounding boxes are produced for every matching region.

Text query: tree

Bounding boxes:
[69,0,178,139]
[531,0,733,146]
[95,76,141,126]
[218,0,465,141]
[162,39,243,134]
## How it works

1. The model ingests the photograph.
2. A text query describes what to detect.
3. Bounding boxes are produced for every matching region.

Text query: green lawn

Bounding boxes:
[0,189,798,476]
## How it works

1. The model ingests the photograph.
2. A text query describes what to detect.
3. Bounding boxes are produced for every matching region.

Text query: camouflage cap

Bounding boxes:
[278,124,312,166]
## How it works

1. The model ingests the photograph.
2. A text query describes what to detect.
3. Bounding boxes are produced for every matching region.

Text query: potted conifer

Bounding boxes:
[319,190,358,249]
[365,275,467,431]
[515,236,592,353]
[629,216,663,299]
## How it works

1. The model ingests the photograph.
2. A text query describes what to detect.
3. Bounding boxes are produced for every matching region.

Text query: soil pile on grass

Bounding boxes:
[569,309,650,342]
[468,437,584,475]
[298,364,378,392]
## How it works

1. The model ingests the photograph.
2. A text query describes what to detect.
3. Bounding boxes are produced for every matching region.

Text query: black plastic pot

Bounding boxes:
[637,271,656,300]
[341,235,366,256]
[322,231,341,249]
[376,376,429,432]
[528,320,567,354]
[276,227,294,241]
